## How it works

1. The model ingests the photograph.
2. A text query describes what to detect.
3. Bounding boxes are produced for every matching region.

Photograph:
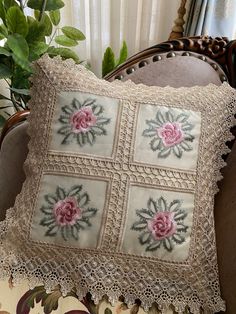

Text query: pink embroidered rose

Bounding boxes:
[147,212,176,240]
[70,107,97,133]
[53,197,82,226]
[157,122,183,147]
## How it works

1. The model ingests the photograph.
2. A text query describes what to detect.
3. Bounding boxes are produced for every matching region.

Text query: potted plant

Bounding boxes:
[0,0,85,127]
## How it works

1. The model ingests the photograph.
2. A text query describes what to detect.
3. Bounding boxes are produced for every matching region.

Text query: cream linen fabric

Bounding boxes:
[0,55,235,314]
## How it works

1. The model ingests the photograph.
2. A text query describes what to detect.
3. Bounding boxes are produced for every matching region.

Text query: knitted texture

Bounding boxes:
[1,55,236,314]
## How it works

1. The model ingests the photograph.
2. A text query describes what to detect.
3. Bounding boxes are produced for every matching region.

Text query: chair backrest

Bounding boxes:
[105,36,236,88]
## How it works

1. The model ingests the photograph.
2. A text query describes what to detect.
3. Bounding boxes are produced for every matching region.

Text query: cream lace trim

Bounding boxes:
[1,55,236,314]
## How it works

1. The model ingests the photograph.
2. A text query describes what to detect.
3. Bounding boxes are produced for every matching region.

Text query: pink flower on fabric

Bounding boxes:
[157,122,183,147]
[147,211,176,240]
[70,107,97,133]
[53,197,82,226]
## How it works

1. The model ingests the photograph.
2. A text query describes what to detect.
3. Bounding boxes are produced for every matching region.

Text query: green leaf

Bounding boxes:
[30,41,48,56]
[12,53,31,72]
[62,26,85,41]
[55,35,78,47]
[0,115,6,128]
[7,33,29,59]
[102,47,115,77]
[47,47,79,63]
[9,87,29,95]
[27,0,65,11]
[0,47,11,56]
[0,63,12,78]
[40,13,52,36]
[26,17,46,43]
[6,6,28,37]
[116,41,128,66]
[49,9,60,26]
[0,1,6,24]
[0,24,8,37]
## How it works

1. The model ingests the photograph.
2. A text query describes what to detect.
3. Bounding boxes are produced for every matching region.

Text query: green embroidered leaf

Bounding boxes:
[40,205,53,214]
[40,217,56,226]
[139,231,151,245]
[147,198,158,213]
[158,147,171,158]
[174,210,187,221]
[45,194,57,205]
[45,225,58,237]
[82,208,97,218]
[77,219,90,229]
[62,105,74,114]
[168,200,181,212]
[71,226,79,240]
[146,241,161,251]
[79,193,89,207]
[180,141,193,151]
[158,197,167,211]
[91,125,106,135]
[71,98,81,109]
[165,111,174,122]
[150,137,162,151]
[172,233,185,244]
[58,126,72,135]
[156,111,165,124]
[62,133,74,144]
[96,117,110,125]
[92,104,103,115]
[68,185,82,197]
[176,113,189,123]
[83,98,96,106]
[181,122,194,131]
[136,208,153,220]
[59,115,69,124]
[61,226,69,241]
[86,131,95,145]
[173,145,182,158]
[176,222,188,233]
[56,186,66,200]
[146,119,161,128]
[131,221,147,231]
[142,128,157,137]
[163,238,173,252]
[184,133,194,142]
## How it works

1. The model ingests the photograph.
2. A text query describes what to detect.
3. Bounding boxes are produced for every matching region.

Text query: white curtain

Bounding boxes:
[60,0,181,77]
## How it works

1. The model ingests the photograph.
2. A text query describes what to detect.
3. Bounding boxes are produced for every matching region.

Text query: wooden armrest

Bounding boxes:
[0,110,30,149]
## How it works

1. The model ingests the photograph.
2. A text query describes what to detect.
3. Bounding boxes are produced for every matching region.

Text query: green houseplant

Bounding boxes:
[0,0,85,126]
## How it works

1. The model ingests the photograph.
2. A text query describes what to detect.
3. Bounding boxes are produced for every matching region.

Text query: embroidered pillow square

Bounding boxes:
[0,55,235,314]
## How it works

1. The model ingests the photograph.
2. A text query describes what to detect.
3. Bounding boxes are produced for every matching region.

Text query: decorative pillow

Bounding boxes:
[0,55,235,314]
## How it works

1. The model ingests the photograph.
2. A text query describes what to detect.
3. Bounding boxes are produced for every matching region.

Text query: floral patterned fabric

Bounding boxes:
[0,55,235,314]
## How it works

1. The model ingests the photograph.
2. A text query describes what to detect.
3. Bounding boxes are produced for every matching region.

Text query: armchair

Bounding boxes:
[0,36,236,313]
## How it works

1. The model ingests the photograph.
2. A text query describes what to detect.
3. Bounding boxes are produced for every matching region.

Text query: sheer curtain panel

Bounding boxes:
[60,0,181,77]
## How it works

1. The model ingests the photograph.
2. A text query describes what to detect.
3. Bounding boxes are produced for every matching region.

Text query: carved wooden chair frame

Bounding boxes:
[0,35,236,147]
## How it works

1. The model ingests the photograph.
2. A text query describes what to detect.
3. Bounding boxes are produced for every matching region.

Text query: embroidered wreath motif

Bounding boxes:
[131,197,188,252]
[58,98,111,145]
[142,109,195,158]
[40,185,97,241]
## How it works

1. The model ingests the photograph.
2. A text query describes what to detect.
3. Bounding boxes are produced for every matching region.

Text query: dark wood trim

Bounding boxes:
[0,110,30,148]
[105,36,236,86]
